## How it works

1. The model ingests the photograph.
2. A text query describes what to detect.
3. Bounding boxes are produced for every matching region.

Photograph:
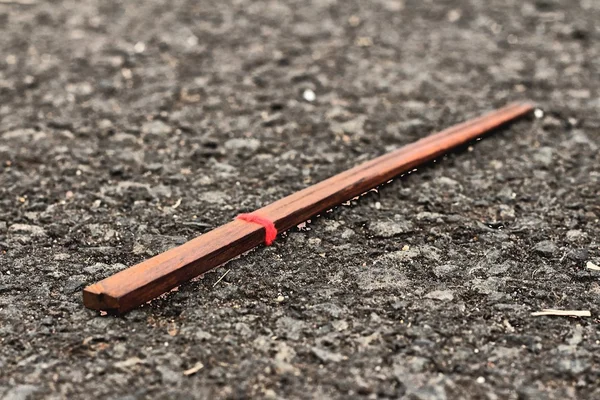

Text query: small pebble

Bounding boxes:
[587,261,600,271]
[134,42,146,53]
[303,89,316,102]
[534,108,544,119]
[276,295,285,302]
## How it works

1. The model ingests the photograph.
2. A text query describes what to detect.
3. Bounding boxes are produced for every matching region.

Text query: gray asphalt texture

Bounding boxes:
[1,0,600,399]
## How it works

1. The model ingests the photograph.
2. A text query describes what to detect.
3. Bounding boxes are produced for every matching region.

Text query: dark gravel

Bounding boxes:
[1,0,599,399]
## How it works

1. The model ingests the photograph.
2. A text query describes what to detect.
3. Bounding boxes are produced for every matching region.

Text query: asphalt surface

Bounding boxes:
[1,0,599,399]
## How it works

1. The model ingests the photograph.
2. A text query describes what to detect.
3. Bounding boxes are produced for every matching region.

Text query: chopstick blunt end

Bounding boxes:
[83,284,120,313]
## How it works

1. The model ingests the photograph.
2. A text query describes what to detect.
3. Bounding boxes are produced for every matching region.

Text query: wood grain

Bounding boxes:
[83,102,534,313]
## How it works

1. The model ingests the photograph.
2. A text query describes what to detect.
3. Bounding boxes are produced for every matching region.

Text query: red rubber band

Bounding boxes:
[236,213,277,246]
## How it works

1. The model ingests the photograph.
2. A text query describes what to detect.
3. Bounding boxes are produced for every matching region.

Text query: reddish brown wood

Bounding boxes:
[83,102,534,313]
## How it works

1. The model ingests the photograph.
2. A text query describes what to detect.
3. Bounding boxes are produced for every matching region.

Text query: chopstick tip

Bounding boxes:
[516,100,537,112]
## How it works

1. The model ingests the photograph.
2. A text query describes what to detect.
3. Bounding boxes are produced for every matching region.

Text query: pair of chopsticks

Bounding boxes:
[84,102,534,314]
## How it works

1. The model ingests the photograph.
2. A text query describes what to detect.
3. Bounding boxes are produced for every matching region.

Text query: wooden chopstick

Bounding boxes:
[83,102,534,313]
